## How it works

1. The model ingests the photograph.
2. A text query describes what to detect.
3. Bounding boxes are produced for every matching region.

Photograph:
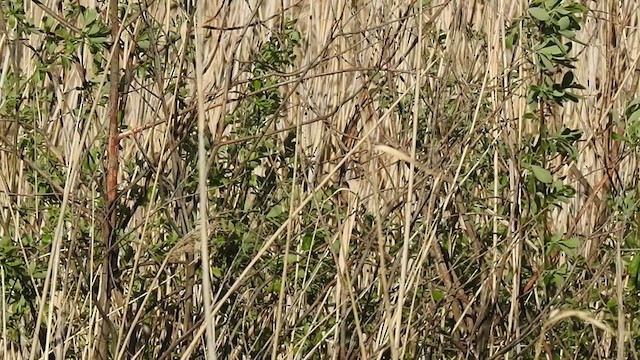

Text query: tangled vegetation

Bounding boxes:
[1,0,640,359]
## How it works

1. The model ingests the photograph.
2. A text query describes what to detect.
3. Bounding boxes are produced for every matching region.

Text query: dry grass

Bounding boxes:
[0,0,639,359]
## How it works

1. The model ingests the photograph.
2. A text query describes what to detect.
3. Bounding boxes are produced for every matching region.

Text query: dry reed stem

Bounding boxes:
[1,0,640,358]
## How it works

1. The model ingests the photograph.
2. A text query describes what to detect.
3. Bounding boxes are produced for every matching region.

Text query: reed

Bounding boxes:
[0,0,638,358]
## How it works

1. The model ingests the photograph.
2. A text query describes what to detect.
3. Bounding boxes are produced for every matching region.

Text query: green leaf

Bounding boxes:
[539,45,563,56]
[301,234,314,251]
[628,109,640,126]
[557,16,571,30]
[137,39,150,50]
[32,270,47,279]
[83,9,98,26]
[432,289,444,302]
[629,254,640,290]
[558,29,576,38]
[539,54,555,71]
[561,71,575,88]
[87,23,102,36]
[529,7,550,21]
[529,198,538,214]
[627,97,640,113]
[0,237,13,252]
[531,165,553,183]
[559,237,580,249]
[266,204,284,218]
[283,254,298,264]
[43,16,54,31]
[544,0,560,10]
[266,279,281,293]
[505,32,517,49]
[564,92,579,102]
[332,240,341,253]
[89,36,108,45]
[211,267,222,278]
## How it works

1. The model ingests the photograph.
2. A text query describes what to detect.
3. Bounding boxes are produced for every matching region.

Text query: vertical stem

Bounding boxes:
[616,230,625,360]
[538,94,549,258]
[98,0,121,358]
[194,2,215,358]
[181,19,195,346]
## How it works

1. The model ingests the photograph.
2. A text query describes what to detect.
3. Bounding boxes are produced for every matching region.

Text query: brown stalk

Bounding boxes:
[97,0,121,357]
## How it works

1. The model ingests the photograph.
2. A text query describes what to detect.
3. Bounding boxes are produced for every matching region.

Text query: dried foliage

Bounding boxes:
[1,0,640,359]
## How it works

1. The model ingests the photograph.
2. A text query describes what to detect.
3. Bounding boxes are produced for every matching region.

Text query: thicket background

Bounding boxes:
[1,0,639,359]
